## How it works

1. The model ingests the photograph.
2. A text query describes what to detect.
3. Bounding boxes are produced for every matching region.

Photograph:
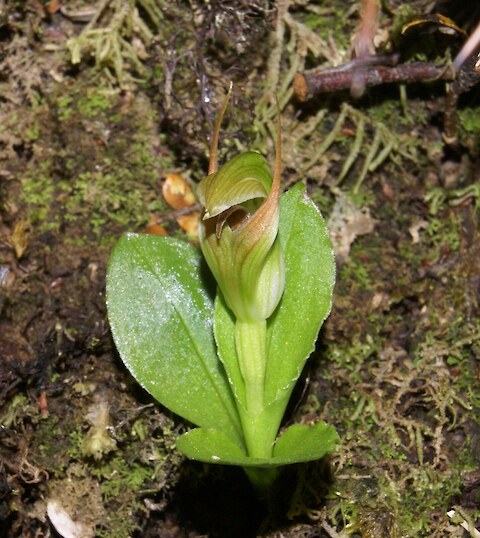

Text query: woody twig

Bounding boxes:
[293,57,455,102]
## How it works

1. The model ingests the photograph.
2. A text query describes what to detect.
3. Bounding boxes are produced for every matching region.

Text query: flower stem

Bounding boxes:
[235,319,276,459]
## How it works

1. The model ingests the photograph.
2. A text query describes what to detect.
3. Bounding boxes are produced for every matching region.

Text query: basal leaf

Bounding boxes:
[176,428,247,464]
[265,184,335,406]
[106,233,243,446]
[177,423,338,467]
[273,422,339,462]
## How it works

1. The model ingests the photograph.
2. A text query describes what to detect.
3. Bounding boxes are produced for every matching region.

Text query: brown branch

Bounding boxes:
[294,60,455,102]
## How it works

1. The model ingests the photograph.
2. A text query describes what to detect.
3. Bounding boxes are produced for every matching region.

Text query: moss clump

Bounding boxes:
[67,0,164,86]
[34,393,181,538]
[20,84,172,242]
[458,105,480,144]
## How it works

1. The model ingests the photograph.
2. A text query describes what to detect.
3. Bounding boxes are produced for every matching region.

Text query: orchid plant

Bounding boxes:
[106,86,337,492]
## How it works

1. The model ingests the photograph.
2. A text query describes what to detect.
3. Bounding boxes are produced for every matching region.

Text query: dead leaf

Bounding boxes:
[143,214,168,235]
[177,212,201,237]
[401,14,465,37]
[408,219,429,244]
[8,220,30,259]
[144,223,168,236]
[46,1,61,14]
[328,193,378,262]
[162,173,196,210]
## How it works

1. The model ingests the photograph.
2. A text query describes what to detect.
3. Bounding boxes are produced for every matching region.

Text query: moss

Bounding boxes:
[293,2,353,52]
[92,455,152,499]
[0,394,36,429]
[19,83,172,241]
[25,121,40,142]
[77,88,115,118]
[66,0,158,86]
[425,212,462,254]
[21,159,57,226]
[43,396,180,538]
[84,428,176,538]
[56,95,75,121]
[338,255,373,292]
[315,336,479,535]
[458,106,480,136]
[47,470,107,534]
[33,417,78,472]
[293,171,480,536]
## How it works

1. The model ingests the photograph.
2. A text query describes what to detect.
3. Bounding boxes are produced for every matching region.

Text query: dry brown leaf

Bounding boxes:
[162,173,196,210]
[401,14,465,37]
[144,223,168,236]
[143,214,168,235]
[177,212,200,237]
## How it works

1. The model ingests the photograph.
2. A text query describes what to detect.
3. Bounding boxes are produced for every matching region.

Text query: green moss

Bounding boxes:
[77,88,114,118]
[0,394,36,429]
[338,257,372,293]
[67,429,85,460]
[20,84,172,240]
[425,212,461,254]
[25,121,40,141]
[46,399,179,538]
[64,169,149,234]
[21,159,56,225]
[458,106,480,136]
[64,0,173,86]
[97,505,145,538]
[96,457,152,499]
[301,173,480,536]
[33,417,77,472]
[87,439,171,537]
[295,4,353,50]
[57,95,75,121]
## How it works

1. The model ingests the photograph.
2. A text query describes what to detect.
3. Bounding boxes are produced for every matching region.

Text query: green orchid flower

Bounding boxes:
[197,89,285,324]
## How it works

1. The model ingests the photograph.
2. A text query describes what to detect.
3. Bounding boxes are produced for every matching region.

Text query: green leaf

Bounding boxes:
[213,292,246,409]
[273,422,339,461]
[265,184,335,406]
[177,422,338,467]
[106,233,243,446]
[176,428,247,464]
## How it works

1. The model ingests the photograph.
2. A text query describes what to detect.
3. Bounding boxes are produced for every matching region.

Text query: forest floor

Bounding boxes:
[1,1,479,537]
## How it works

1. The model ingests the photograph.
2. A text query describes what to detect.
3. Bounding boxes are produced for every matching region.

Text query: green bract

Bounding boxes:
[106,87,338,493]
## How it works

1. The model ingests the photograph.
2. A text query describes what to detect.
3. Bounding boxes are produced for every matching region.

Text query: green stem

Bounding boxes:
[235,319,276,459]
[243,466,278,498]
[235,320,266,413]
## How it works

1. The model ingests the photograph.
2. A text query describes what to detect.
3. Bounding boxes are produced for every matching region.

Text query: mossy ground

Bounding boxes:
[1,1,479,537]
